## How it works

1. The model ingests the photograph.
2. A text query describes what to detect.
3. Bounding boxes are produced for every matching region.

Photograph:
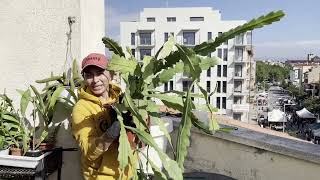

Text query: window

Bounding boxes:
[182,80,194,92]
[170,80,173,91]
[139,32,152,45]
[167,17,176,22]
[208,32,212,41]
[222,81,227,93]
[147,17,155,22]
[164,82,168,92]
[223,65,227,77]
[183,32,195,45]
[131,33,135,45]
[207,53,211,58]
[233,113,241,121]
[206,81,211,92]
[217,81,221,93]
[235,65,242,77]
[222,97,226,109]
[223,48,228,61]
[164,80,174,92]
[235,34,244,45]
[217,65,221,77]
[140,49,151,60]
[164,32,169,42]
[207,68,211,77]
[131,49,135,57]
[235,48,243,61]
[234,97,242,104]
[234,80,242,92]
[246,31,252,45]
[216,97,221,109]
[190,17,204,21]
[217,49,222,58]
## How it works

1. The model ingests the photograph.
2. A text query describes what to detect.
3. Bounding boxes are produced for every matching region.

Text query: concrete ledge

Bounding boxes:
[212,126,320,165]
[163,115,320,165]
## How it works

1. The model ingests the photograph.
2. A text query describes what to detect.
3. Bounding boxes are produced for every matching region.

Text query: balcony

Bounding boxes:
[233,88,249,96]
[234,56,247,63]
[164,113,320,180]
[233,72,245,79]
[232,104,250,112]
[137,32,155,47]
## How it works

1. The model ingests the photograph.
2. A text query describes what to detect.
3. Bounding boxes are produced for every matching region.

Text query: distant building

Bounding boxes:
[304,66,320,97]
[287,55,320,87]
[120,7,255,122]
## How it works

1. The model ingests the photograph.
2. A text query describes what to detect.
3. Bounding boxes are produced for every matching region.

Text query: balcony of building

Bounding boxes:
[232,104,250,113]
[233,71,246,80]
[163,113,320,180]
[137,31,155,47]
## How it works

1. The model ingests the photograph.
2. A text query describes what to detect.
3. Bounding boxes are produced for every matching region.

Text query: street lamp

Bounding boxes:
[283,103,296,133]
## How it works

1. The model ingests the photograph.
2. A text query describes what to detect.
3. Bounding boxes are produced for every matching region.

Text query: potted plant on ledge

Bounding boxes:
[102,10,285,179]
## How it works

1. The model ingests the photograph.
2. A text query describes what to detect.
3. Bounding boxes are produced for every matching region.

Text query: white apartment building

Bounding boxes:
[120,7,254,122]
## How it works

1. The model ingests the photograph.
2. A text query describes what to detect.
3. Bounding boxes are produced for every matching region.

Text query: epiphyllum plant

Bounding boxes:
[103,10,285,179]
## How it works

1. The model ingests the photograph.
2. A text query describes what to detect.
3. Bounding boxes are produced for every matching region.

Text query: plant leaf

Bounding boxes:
[176,45,201,80]
[196,83,219,131]
[107,54,138,75]
[20,89,31,117]
[1,114,19,124]
[35,76,63,84]
[35,129,48,149]
[199,56,219,70]
[30,85,46,114]
[113,105,132,174]
[102,37,125,57]
[156,36,175,60]
[145,93,184,112]
[139,150,168,180]
[49,86,65,111]
[126,126,183,180]
[194,10,285,55]
[176,80,194,171]
[124,89,148,130]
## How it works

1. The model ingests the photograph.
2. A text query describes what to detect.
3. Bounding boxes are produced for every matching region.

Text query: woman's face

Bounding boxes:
[83,66,111,98]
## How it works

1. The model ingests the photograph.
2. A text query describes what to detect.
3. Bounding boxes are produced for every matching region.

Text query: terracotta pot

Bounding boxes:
[38,142,55,151]
[10,147,23,156]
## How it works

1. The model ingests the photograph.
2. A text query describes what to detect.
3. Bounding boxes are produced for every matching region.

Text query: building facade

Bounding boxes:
[120,7,254,122]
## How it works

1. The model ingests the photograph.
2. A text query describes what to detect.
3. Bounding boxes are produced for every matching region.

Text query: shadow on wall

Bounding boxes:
[184,172,237,180]
[49,102,83,180]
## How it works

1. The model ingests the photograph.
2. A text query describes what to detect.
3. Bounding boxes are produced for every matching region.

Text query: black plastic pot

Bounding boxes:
[25,149,42,157]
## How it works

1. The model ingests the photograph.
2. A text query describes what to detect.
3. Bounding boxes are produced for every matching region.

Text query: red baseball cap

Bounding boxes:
[81,53,108,72]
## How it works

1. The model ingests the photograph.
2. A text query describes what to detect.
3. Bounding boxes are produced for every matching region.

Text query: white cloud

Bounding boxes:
[254,40,320,60]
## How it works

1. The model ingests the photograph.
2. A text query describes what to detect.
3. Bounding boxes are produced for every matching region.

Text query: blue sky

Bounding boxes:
[105,0,320,60]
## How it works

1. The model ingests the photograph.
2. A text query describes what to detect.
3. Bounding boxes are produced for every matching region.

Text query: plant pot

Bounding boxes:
[38,142,55,151]
[10,147,23,156]
[138,118,173,174]
[0,148,9,155]
[25,149,42,157]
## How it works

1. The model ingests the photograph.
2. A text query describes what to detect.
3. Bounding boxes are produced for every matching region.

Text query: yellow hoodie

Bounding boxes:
[72,83,130,180]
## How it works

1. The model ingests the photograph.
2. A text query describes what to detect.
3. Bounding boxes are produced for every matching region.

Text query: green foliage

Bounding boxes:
[102,37,125,57]
[0,92,29,151]
[256,61,291,87]
[303,97,320,114]
[176,80,194,170]
[194,10,285,55]
[102,10,285,179]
